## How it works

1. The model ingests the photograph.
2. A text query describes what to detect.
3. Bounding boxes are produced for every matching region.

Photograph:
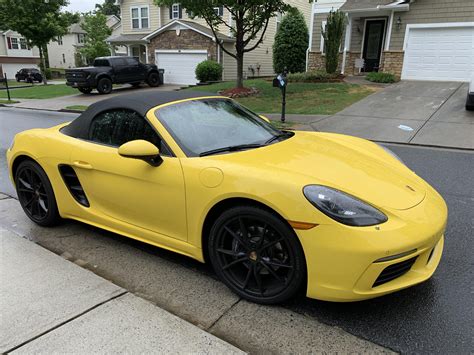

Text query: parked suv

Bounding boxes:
[15,68,43,83]
[65,56,162,94]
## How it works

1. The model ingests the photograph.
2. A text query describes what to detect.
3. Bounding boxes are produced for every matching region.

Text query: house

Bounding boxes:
[107,0,313,85]
[47,15,126,69]
[308,0,474,81]
[0,30,40,79]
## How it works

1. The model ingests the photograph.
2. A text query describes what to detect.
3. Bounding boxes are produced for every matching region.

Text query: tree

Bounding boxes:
[321,9,346,74]
[154,0,291,88]
[95,0,121,18]
[273,8,308,74]
[0,0,79,84]
[79,13,112,64]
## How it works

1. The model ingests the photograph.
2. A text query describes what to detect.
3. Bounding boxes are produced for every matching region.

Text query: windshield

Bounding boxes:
[156,98,284,157]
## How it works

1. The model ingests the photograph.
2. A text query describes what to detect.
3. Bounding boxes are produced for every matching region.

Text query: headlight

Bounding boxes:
[303,185,388,226]
[378,144,404,165]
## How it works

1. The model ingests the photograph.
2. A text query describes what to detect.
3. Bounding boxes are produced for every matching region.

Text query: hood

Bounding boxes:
[209,132,426,211]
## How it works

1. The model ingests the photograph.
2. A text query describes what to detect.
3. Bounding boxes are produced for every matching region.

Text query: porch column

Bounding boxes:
[341,15,352,74]
[385,11,394,51]
[127,45,131,56]
[145,44,149,64]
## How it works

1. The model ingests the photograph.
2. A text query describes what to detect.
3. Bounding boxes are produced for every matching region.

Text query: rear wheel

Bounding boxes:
[146,72,160,87]
[15,160,60,226]
[97,77,112,94]
[78,87,92,94]
[208,206,306,304]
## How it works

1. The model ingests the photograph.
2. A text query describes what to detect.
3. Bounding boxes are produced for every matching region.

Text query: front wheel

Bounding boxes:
[146,72,160,87]
[15,160,60,226]
[208,206,306,304]
[97,77,112,94]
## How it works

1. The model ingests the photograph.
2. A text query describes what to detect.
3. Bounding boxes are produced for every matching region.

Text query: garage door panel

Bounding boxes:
[155,51,207,85]
[402,26,474,81]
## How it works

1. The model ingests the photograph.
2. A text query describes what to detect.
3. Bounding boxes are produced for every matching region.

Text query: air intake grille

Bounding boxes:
[59,165,90,207]
[373,256,417,288]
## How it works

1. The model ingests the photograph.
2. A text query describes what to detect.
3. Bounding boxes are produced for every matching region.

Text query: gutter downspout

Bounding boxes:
[306,1,316,72]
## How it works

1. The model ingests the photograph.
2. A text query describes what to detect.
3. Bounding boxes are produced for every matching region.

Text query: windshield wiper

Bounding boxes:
[199,143,264,157]
[264,131,292,145]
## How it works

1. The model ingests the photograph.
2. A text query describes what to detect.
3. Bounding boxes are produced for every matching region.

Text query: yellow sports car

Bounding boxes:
[7,91,447,304]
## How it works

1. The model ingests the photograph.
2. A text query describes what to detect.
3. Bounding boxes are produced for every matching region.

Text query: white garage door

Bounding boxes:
[0,63,40,80]
[155,50,208,85]
[402,25,474,81]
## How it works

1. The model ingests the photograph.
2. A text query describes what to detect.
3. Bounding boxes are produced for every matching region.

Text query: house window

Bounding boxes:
[57,36,63,45]
[320,20,327,54]
[214,6,223,17]
[276,12,283,30]
[171,3,181,19]
[19,38,28,50]
[77,33,85,44]
[131,6,149,29]
[10,37,19,49]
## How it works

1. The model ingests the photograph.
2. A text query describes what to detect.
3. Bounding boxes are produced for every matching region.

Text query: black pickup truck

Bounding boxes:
[65,56,162,94]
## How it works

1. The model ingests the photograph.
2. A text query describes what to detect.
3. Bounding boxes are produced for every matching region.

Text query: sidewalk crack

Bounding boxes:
[4,290,128,354]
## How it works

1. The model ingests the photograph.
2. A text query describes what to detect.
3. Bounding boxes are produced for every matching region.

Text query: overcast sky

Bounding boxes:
[64,0,99,13]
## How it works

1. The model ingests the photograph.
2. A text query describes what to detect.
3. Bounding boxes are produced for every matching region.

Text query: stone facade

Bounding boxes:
[380,51,404,78]
[308,50,404,77]
[147,29,218,64]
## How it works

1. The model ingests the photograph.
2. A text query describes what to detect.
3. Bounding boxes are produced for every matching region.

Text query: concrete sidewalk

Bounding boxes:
[0,227,243,354]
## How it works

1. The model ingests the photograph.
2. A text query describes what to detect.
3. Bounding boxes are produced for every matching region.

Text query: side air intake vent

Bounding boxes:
[58,165,90,207]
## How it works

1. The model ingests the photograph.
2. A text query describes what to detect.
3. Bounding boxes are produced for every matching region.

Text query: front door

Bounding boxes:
[70,109,188,242]
[363,20,385,72]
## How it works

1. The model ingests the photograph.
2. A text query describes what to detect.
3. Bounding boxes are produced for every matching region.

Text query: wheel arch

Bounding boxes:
[11,154,37,178]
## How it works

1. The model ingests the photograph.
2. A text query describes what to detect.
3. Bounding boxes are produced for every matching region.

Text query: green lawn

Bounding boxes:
[0,99,19,104]
[0,84,77,99]
[188,79,376,115]
[3,80,33,87]
[64,105,89,111]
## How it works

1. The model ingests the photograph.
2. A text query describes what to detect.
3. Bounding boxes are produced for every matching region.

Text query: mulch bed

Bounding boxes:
[218,86,259,98]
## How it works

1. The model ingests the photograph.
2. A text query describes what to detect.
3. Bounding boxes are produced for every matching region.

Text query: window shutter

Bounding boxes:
[7,37,11,49]
[219,5,223,17]
[169,6,172,19]
[178,5,182,19]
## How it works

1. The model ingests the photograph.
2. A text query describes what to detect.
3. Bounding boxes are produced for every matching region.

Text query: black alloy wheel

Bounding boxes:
[147,72,160,87]
[97,77,113,94]
[209,206,306,304]
[15,160,60,226]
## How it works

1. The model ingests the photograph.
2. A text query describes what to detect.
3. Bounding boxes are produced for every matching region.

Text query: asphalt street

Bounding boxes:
[1,107,473,353]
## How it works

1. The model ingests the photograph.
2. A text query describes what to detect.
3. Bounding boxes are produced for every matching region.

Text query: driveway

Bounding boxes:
[312,81,474,149]
[8,84,183,111]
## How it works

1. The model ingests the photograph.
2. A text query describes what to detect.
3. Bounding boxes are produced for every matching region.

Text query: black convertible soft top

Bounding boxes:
[61,90,220,139]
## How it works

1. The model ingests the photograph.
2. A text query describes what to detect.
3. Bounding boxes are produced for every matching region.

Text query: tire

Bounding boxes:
[78,87,92,94]
[208,206,306,304]
[36,75,43,83]
[15,160,60,227]
[146,72,160,87]
[16,76,20,82]
[97,77,113,94]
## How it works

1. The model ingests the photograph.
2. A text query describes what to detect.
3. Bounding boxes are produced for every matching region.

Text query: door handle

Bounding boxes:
[73,161,93,170]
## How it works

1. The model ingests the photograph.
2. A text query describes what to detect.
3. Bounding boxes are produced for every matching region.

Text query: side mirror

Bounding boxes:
[118,140,162,167]
[259,114,271,123]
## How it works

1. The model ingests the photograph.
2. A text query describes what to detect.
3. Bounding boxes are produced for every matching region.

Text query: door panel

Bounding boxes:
[70,142,187,241]
[363,20,385,72]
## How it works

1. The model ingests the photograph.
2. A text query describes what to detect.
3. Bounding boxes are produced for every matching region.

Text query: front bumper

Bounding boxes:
[298,186,447,302]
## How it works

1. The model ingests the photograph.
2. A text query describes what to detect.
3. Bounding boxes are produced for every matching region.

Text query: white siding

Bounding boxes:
[47,34,79,69]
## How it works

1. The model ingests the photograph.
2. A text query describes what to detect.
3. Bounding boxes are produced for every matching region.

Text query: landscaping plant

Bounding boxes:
[366,72,398,83]
[273,8,308,74]
[80,12,113,64]
[321,9,346,74]
[195,60,223,83]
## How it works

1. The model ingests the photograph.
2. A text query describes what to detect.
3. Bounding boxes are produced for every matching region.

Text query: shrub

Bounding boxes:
[195,60,222,82]
[273,8,309,74]
[321,10,346,74]
[43,68,52,80]
[366,72,398,83]
[288,70,340,83]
